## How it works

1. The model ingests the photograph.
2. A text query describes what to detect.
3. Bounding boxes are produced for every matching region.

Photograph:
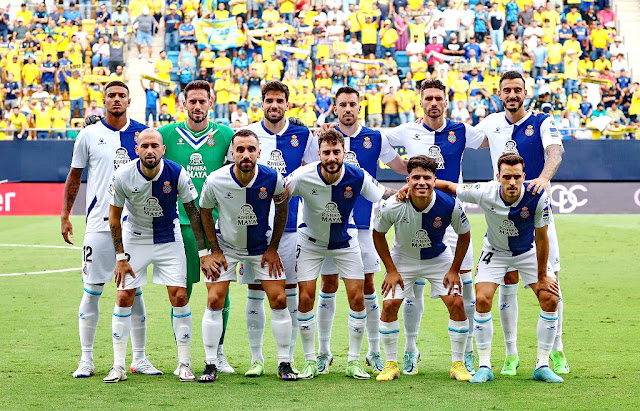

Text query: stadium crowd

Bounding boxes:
[1,0,638,140]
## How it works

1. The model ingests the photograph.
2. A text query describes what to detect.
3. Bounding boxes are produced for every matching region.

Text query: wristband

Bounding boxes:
[198,249,209,258]
[116,253,127,261]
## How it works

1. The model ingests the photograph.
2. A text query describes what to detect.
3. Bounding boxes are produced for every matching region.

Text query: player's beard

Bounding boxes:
[265,108,285,124]
[340,112,356,126]
[237,159,256,173]
[426,105,443,119]
[188,109,206,124]
[321,159,343,175]
[106,104,126,117]
[141,155,161,170]
[504,98,524,113]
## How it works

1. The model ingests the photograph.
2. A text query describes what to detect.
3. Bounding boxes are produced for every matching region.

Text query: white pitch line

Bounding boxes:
[0,267,81,277]
[0,179,7,184]
[0,243,81,250]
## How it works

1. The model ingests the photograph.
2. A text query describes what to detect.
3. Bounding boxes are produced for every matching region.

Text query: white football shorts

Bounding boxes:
[81,231,116,285]
[476,247,557,287]
[118,239,188,290]
[239,231,298,285]
[296,233,364,282]
[383,249,454,301]
[320,229,381,275]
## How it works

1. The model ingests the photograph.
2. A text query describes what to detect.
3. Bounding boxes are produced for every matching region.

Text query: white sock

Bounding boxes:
[348,309,366,362]
[536,310,558,369]
[552,284,564,352]
[474,311,493,368]
[286,290,298,362]
[403,281,425,353]
[317,292,336,355]
[298,310,317,361]
[130,288,146,364]
[271,308,293,365]
[78,284,103,362]
[499,283,519,357]
[365,293,380,355]
[460,272,476,353]
[202,307,222,364]
[217,344,224,356]
[380,320,400,363]
[448,319,469,363]
[172,304,192,365]
[246,289,266,363]
[112,305,132,369]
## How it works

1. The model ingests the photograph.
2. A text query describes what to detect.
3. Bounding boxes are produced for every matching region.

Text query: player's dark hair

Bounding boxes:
[104,80,129,95]
[261,81,290,101]
[335,86,359,100]
[232,129,259,145]
[184,80,212,99]
[499,71,525,88]
[318,129,344,149]
[407,155,437,175]
[419,79,447,96]
[497,153,525,172]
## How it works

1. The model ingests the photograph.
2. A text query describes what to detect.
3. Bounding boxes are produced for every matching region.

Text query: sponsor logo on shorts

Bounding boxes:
[239,263,244,276]
[363,136,372,149]
[411,229,432,248]
[499,219,519,236]
[448,131,457,143]
[427,146,445,169]
[237,204,258,226]
[321,202,342,223]
[267,149,287,173]
[143,197,164,217]
[162,181,172,194]
[82,262,88,276]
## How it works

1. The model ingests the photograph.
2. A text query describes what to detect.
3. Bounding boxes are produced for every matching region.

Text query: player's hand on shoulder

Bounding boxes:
[526,176,549,195]
[262,245,284,278]
[395,183,410,202]
[288,116,305,126]
[415,116,423,124]
[381,269,404,299]
[83,115,103,128]
[114,260,135,288]
[314,121,337,136]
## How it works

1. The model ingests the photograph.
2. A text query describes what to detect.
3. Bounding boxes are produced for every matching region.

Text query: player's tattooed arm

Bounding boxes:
[183,200,207,251]
[60,167,83,244]
[382,186,398,200]
[108,205,125,253]
[528,144,563,195]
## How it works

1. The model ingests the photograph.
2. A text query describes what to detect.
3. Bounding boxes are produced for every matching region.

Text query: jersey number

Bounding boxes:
[480,252,494,265]
[83,246,93,263]
[296,245,301,259]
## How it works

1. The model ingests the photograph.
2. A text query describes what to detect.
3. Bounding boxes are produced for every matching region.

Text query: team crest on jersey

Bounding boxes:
[134,132,140,143]
[448,131,457,143]
[143,197,164,217]
[520,207,530,218]
[177,138,185,145]
[113,147,131,170]
[344,187,353,199]
[206,136,215,146]
[499,220,519,237]
[503,140,519,155]
[433,217,443,228]
[237,204,258,226]
[411,229,432,248]
[344,151,361,168]
[525,125,534,136]
[82,262,88,276]
[321,202,342,223]
[427,146,445,169]
[291,135,300,147]
[239,263,244,276]
[162,181,172,194]
[363,137,372,149]
[259,187,268,199]
[267,149,287,173]
[187,153,208,179]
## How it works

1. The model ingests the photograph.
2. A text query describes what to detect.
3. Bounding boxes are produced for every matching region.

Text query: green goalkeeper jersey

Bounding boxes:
[160,120,233,225]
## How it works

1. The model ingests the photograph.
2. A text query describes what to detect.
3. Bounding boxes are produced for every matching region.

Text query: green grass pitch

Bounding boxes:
[0,215,638,410]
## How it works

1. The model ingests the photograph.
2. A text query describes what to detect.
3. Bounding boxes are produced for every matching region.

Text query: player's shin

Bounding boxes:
[365,292,381,355]
[286,290,298,361]
[130,288,147,364]
[172,304,192,365]
[403,282,425,353]
[203,307,223,364]
[448,319,469,363]
[499,283,519,357]
[317,292,336,355]
[460,272,476,352]
[474,311,493,368]
[271,308,293,364]
[112,305,132,369]
[536,310,558,369]
[348,310,367,362]
[298,310,317,361]
[553,283,564,352]
[79,284,103,362]
[246,289,266,363]
[380,320,400,363]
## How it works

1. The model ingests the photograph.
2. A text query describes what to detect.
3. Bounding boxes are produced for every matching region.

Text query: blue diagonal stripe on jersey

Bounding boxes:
[175,126,217,151]
[86,196,97,222]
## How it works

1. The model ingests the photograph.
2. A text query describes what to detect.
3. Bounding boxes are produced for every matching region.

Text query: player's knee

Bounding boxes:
[116,291,134,307]
[348,293,365,311]
[538,291,559,311]
[321,275,339,293]
[448,295,465,314]
[381,299,401,319]
[268,292,288,310]
[475,293,493,312]
[504,270,519,285]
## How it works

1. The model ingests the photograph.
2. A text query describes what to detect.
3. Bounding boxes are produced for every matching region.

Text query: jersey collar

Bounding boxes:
[504,110,532,126]
[336,124,362,138]
[230,164,260,188]
[316,162,345,186]
[101,117,131,132]
[409,190,437,213]
[422,119,447,133]
[136,158,165,182]
[261,117,290,136]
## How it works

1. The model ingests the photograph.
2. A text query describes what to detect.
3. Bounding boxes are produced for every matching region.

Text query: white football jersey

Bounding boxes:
[109,159,197,244]
[456,181,552,255]
[287,162,386,249]
[476,111,564,178]
[70,118,147,233]
[374,191,471,260]
[199,164,286,256]
[385,119,484,183]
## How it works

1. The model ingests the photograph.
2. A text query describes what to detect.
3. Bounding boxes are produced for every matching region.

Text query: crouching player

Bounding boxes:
[372,155,472,382]
[198,129,297,382]
[436,153,562,384]
[105,129,207,382]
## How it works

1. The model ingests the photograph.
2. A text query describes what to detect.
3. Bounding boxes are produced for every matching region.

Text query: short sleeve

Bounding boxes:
[455,182,487,205]
[109,173,125,208]
[302,129,319,164]
[360,169,386,203]
[272,172,288,204]
[177,167,198,203]
[70,129,89,169]
[450,198,471,234]
[373,199,395,233]
[464,123,486,150]
[199,176,218,209]
[284,167,300,197]
[540,115,564,152]
[378,131,399,164]
[384,124,403,147]
[534,191,553,228]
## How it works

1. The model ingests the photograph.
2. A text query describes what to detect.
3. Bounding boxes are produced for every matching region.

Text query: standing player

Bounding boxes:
[476,71,567,376]
[158,80,235,374]
[61,81,159,378]
[384,79,485,375]
[373,156,472,382]
[105,129,207,383]
[287,130,396,380]
[238,81,317,377]
[436,153,563,384]
[198,129,297,382]
[315,86,407,376]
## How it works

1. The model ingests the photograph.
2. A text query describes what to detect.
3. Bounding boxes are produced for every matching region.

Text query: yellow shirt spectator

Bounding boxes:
[199,50,215,69]
[566,95,580,112]
[566,10,581,25]
[629,90,640,116]
[265,58,284,80]
[230,0,247,16]
[177,110,187,122]
[563,39,581,56]
[161,94,177,116]
[360,21,379,45]
[22,63,40,86]
[9,112,27,130]
[299,106,317,127]
[541,10,559,27]
[0,119,7,140]
[213,56,233,78]
[279,0,295,14]
[594,58,611,73]
[51,107,70,129]
[564,56,579,80]
[248,107,264,123]
[366,92,383,115]
[409,22,427,44]
[214,78,231,104]
[68,77,85,101]
[396,89,416,113]
[578,59,594,76]
[547,43,563,65]
[17,10,32,25]
[262,8,280,24]
[155,59,174,81]
[348,12,361,33]
[591,28,609,49]
[214,10,230,19]
[35,108,53,129]
[88,87,105,107]
[411,60,429,82]
[380,27,399,48]
[315,77,332,91]
[258,39,277,59]
[229,82,241,103]
[451,79,470,101]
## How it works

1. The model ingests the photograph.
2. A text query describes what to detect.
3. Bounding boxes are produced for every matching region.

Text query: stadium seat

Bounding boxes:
[396,51,409,67]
